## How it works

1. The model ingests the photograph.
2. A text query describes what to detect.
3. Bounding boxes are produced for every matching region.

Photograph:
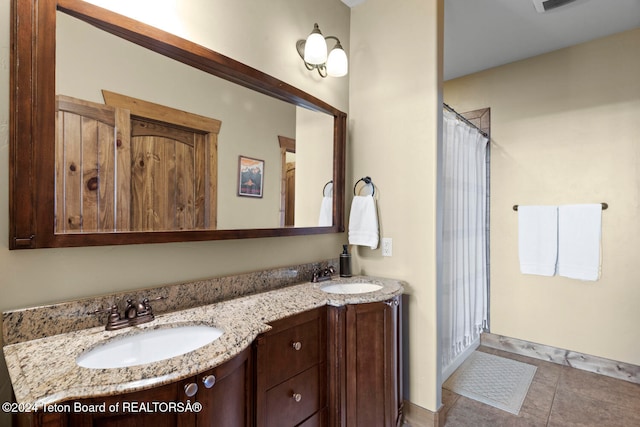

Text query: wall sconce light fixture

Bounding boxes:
[296,23,348,78]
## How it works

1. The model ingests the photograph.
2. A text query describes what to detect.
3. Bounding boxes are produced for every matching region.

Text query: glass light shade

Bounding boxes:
[304,32,328,65]
[326,46,348,77]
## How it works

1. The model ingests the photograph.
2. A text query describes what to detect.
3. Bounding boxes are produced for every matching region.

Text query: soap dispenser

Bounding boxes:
[340,245,352,277]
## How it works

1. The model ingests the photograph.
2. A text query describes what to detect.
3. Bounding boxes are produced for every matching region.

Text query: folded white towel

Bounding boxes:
[318,196,333,226]
[348,195,379,249]
[558,204,602,281]
[518,205,558,276]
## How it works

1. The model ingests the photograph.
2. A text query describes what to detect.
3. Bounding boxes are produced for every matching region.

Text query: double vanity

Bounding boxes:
[3,265,404,427]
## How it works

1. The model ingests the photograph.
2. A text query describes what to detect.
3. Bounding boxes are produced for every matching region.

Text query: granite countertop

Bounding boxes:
[3,276,403,409]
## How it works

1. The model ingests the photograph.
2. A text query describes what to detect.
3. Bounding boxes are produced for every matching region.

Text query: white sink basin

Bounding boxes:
[320,282,383,294]
[77,325,223,369]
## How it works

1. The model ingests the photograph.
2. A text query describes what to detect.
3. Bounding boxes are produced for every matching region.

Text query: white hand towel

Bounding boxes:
[518,205,558,276]
[318,196,333,226]
[348,195,379,249]
[558,204,602,281]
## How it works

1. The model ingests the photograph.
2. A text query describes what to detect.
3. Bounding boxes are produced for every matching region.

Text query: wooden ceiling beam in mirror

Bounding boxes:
[9,0,346,249]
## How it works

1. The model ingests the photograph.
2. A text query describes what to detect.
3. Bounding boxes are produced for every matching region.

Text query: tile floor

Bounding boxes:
[440,346,640,427]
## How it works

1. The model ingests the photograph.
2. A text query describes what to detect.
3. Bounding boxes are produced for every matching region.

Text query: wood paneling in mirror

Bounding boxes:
[9,0,346,249]
[56,92,220,233]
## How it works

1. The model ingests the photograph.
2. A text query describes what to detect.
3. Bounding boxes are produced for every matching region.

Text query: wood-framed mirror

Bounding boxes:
[9,0,346,249]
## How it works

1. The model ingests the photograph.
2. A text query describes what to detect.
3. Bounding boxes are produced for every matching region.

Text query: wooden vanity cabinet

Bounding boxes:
[15,296,403,427]
[254,307,327,427]
[22,346,252,427]
[328,296,403,427]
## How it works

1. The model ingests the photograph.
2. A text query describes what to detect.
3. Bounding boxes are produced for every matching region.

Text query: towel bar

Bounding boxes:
[513,203,608,211]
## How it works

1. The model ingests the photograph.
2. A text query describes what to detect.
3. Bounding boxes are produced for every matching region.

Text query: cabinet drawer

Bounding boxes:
[264,317,321,387]
[266,365,321,427]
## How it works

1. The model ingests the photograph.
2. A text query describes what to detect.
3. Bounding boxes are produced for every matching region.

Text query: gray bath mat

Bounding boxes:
[443,351,537,415]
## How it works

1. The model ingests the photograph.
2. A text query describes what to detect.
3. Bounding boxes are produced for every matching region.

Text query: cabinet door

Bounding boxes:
[67,380,184,427]
[345,297,401,427]
[64,347,251,427]
[187,346,253,427]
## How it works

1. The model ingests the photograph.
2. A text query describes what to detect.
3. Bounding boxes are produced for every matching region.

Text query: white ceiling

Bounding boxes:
[444,0,640,80]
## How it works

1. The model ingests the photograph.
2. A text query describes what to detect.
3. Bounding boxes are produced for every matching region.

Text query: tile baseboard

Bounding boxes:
[403,400,444,427]
[481,332,640,385]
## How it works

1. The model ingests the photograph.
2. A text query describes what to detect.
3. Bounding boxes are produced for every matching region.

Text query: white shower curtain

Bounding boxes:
[441,109,489,378]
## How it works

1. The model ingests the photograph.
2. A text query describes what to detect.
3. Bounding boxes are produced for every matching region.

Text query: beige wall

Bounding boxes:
[349,0,443,413]
[295,108,335,227]
[444,28,640,366]
[0,1,349,424]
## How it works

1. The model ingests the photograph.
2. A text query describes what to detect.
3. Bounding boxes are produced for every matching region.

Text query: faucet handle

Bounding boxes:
[140,295,167,316]
[87,304,119,317]
[143,295,167,307]
[106,305,121,323]
[89,304,121,326]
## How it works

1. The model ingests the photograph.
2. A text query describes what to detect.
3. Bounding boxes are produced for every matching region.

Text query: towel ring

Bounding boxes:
[323,181,333,197]
[354,176,375,196]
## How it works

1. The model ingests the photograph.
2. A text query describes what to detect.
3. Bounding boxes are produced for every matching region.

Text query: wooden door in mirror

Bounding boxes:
[9,0,346,249]
[56,93,220,233]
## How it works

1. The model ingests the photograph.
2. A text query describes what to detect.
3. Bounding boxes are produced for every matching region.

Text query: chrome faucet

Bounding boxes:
[311,266,336,283]
[90,296,166,330]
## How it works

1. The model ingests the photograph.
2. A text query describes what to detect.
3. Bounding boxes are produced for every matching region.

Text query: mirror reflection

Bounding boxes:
[56,12,334,232]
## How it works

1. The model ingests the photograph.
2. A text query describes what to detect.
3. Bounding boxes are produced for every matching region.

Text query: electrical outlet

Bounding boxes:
[382,237,392,257]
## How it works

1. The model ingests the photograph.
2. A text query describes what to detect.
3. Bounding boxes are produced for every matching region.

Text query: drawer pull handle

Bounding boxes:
[292,392,302,402]
[292,341,302,351]
[184,382,198,397]
[385,299,399,307]
[202,375,216,389]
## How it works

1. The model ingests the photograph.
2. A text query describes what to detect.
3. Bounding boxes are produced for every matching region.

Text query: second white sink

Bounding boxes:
[77,324,224,369]
[320,282,383,294]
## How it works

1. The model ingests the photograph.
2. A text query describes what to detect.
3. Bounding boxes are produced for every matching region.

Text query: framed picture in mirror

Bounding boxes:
[238,156,265,198]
